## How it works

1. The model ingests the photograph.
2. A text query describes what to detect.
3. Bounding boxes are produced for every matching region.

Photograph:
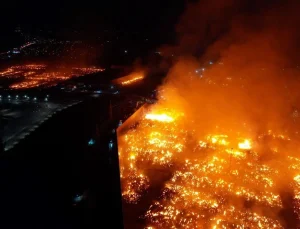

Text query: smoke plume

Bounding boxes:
[119,1,300,228]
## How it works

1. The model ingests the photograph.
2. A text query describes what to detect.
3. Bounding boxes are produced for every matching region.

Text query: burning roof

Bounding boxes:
[117,60,300,228]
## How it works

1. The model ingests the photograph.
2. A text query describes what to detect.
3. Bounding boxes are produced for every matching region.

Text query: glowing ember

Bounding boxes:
[117,56,300,228]
[121,75,144,85]
[118,89,300,228]
[0,64,104,89]
[113,72,145,86]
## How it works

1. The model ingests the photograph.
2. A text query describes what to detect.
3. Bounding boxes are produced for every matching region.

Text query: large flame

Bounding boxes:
[117,0,300,227]
[117,60,300,228]
[145,114,174,123]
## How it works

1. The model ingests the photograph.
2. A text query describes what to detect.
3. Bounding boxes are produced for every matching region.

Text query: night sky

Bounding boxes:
[0,0,186,49]
[1,0,299,61]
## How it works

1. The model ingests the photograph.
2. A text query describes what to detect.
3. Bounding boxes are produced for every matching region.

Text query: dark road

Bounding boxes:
[0,96,124,229]
[0,97,81,151]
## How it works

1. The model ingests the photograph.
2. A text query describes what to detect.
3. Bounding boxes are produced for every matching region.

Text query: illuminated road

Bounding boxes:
[0,98,81,151]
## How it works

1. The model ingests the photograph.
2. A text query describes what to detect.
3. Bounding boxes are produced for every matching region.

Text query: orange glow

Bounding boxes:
[113,71,145,86]
[145,114,174,122]
[238,139,252,150]
[0,64,104,89]
[118,78,300,228]
[121,75,144,85]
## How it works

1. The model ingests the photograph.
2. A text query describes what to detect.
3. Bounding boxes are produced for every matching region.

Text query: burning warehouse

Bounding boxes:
[117,58,300,228]
[115,0,300,228]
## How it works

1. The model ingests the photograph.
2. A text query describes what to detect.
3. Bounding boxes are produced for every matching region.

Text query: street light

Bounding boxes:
[109,140,114,151]
[88,138,95,146]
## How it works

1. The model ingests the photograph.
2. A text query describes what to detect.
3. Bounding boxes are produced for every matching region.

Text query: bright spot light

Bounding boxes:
[145,114,174,122]
[238,139,252,150]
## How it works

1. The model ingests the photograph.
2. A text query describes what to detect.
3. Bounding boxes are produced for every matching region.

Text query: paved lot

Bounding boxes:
[0,97,81,151]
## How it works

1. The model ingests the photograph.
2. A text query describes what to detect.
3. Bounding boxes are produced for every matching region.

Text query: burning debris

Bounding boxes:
[113,72,145,86]
[118,57,300,228]
[0,64,104,89]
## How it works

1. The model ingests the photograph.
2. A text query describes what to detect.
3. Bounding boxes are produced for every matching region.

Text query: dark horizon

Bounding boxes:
[0,0,186,52]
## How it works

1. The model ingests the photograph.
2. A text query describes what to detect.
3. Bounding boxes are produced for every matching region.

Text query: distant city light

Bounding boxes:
[209,61,213,65]
[73,194,84,203]
[45,98,48,101]
[109,140,114,151]
[124,50,128,53]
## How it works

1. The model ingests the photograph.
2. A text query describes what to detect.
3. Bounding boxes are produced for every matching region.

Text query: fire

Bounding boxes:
[0,64,104,89]
[118,90,300,228]
[113,71,145,86]
[238,139,252,150]
[121,75,144,85]
[116,55,300,228]
[145,114,174,122]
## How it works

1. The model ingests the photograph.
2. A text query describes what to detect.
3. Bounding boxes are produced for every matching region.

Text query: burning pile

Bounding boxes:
[113,71,145,86]
[118,63,300,228]
[116,0,300,227]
